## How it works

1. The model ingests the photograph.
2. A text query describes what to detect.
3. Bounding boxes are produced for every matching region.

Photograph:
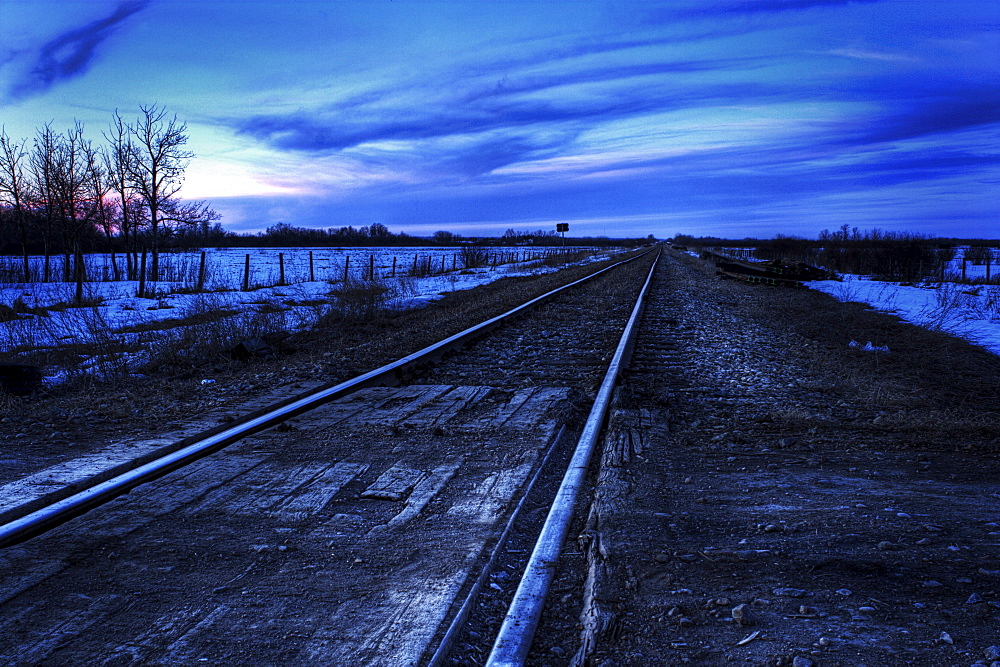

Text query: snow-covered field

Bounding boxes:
[0,246,619,365]
[700,245,1000,357]
[807,275,1000,356]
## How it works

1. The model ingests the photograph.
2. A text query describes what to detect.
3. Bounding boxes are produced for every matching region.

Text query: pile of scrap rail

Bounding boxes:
[700,250,836,287]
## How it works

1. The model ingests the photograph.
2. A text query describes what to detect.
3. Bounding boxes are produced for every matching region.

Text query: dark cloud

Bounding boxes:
[233,64,777,156]
[681,0,883,17]
[862,89,1000,145]
[9,1,148,101]
[436,131,579,178]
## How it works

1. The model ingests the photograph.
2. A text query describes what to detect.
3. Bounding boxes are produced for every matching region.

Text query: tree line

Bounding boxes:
[168,223,647,249]
[0,105,217,300]
[673,224,998,281]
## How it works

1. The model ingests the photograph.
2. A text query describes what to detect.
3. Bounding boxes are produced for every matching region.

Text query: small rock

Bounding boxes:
[549,647,565,658]
[967,593,984,604]
[677,616,694,627]
[877,540,894,551]
[916,538,933,546]
[836,588,852,596]
[985,646,1000,660]
[896,512,911,518]
[773,587,807,598]
[922,580,943,588]
[979,568,1000,577]
[858,606,876,612]
[764,524,782,533]
[654,553,671,564]
[732,603,753,626]
[817,637,831,647]
[938,631,953,645]
[678,554,699,563]
[792,657,813,667]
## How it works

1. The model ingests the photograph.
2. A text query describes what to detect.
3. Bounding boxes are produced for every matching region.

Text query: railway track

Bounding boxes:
[0,248,658,665]
[522,251,1000,666]
[7,246,997,665]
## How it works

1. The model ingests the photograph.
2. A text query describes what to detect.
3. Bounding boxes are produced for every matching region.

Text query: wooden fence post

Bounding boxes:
[368,254,375,281]
[309,251,315,282]
[344,255,351,283]
[243,253,251,291]
[962,257,967,282]
[278,252,286,286]
[412,254,419,275]
[391,256,397,278]
[138,249,147,298]
[987,254,992,283]
[440,254,446,274]
[197,251,207,291]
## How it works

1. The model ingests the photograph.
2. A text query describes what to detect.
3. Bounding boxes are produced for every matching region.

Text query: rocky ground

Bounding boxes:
[532,250,1000,666]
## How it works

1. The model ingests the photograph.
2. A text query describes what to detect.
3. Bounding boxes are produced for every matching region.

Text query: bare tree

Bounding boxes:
[126,104,216,281]
[30,124,61,281]
[85,143,120,281]
[104,110,142,279]
[48,123,98,302]
[0,128,33,281]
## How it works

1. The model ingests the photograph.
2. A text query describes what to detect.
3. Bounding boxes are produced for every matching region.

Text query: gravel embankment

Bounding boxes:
[533,249,1000,666]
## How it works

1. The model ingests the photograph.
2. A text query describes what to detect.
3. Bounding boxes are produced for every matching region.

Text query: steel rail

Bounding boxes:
[485,248,660,667]
[0,250,651,549]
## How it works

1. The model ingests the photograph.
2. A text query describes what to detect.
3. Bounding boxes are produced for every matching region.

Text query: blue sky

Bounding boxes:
[1,0,997,239]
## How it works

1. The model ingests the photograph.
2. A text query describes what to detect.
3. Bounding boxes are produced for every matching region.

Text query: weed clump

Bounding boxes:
[326,279,392,321]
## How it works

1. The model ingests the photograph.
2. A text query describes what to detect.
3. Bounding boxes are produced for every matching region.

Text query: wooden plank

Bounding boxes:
[356,385,456,427]
[377,458,464,532]
[271,462,369,518]
[501,387,572,430]
[360,465,426,501]
[397,386,493,428]
[445,463,534,525]
[482,388,536,428]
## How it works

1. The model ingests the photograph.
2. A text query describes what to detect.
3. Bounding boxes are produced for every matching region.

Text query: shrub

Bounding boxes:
[459,245,491,269]
[327,279,392,320]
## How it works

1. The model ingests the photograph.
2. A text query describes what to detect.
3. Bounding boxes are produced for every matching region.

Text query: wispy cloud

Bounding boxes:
[6,0,148,102]
[827,48,919,63]
[229,43,777,173]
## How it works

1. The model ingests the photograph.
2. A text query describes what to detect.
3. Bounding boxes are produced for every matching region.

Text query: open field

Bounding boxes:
[0,246,618,384]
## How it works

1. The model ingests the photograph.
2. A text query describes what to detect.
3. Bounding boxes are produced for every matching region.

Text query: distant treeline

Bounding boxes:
[674,225,998,281]
[204,222,649,249]
[0,215,649,254]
